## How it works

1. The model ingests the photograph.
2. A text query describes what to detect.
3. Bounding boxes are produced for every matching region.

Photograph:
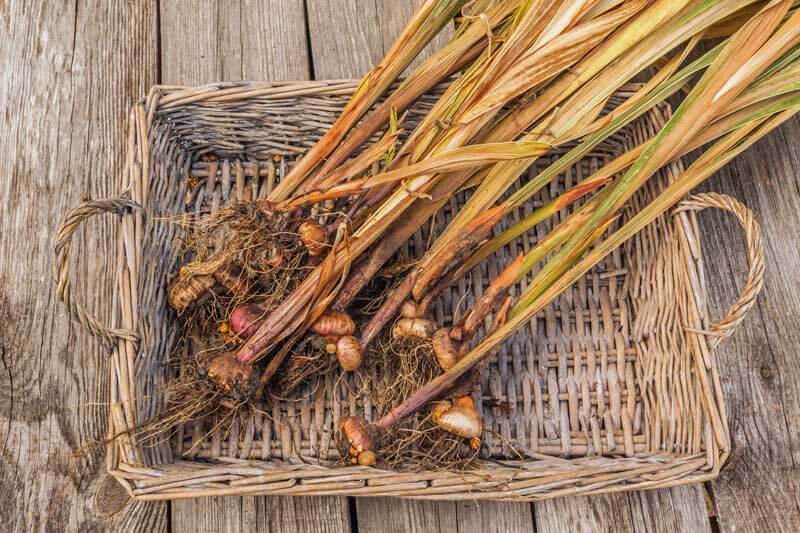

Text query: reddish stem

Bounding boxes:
[356,204,502,347]
[358,272,419,348]
[410,205,504,301]
[459,254,522,338]
[331,169,467,312]
[235,269,320,364]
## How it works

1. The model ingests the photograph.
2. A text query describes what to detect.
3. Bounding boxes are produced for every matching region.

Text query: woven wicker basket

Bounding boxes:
[54,81,765,502]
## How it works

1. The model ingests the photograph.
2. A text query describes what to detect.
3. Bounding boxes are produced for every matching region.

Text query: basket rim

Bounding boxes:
[97,80,732,502]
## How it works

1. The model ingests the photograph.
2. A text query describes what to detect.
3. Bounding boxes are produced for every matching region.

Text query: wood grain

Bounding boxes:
[355,499,535,533]
[627,486,712,531]
[160,0,310,85]
[536,495,637,532]
[3,1,798,531]
[305,2,533,530]
[0,0,162,531]
[535,486,713,532]
[159,2,348,530]
[301,2,712,531]
[535,489,711,532]
[697,118,800,532]
[306,0,453,79]
[355,500,459,533]
[171,495,352,532]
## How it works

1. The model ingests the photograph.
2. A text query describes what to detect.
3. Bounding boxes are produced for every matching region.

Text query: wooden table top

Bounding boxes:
[1,1,798,531]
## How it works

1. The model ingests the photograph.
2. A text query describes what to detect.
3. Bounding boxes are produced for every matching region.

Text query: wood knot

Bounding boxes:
[93,475,130,517]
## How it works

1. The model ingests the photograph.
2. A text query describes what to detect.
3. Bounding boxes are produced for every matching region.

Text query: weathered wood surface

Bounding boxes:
[306,1,535,529]
[698,122,800,532]
[158,1,353,531]
[355,499,535,533]
[172,495,352,533]
[0,0,165,531]
[627,486,713,532]
[160,0,310,85]
[306,0,452,79]
[305,1,710,530]
[2,0,799,532]
[536,486,711,532]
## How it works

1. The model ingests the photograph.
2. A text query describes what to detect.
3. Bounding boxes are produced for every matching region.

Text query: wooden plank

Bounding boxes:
[0,0,162,531]
[158,4,800,533]
[535,487,712,532]
[305,1,534,529]
[160,0,310,85]
[628,486,712,532]
[170,495,352,532]
[696,118,800,532]
[354,500,458,533]
[534,487,713,532]
[304,2,707,531]
[454,500,535,532]
[306,0,453,79]
[158,2,349,530]
[536,495,637,532]
[256,496,352,532]
[355,499,534,533]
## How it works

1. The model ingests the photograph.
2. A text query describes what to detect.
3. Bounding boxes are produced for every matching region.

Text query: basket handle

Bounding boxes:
[54,196,141,352]
[672,192,765,351]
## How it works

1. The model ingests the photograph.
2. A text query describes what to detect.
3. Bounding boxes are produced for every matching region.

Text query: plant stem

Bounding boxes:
[269,0,467,201]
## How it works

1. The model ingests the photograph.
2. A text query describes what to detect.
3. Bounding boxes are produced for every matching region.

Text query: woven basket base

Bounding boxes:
[88,81,730,500]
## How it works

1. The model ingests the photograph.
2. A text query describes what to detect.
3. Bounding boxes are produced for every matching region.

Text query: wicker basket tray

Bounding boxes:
[54,81,765,502]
